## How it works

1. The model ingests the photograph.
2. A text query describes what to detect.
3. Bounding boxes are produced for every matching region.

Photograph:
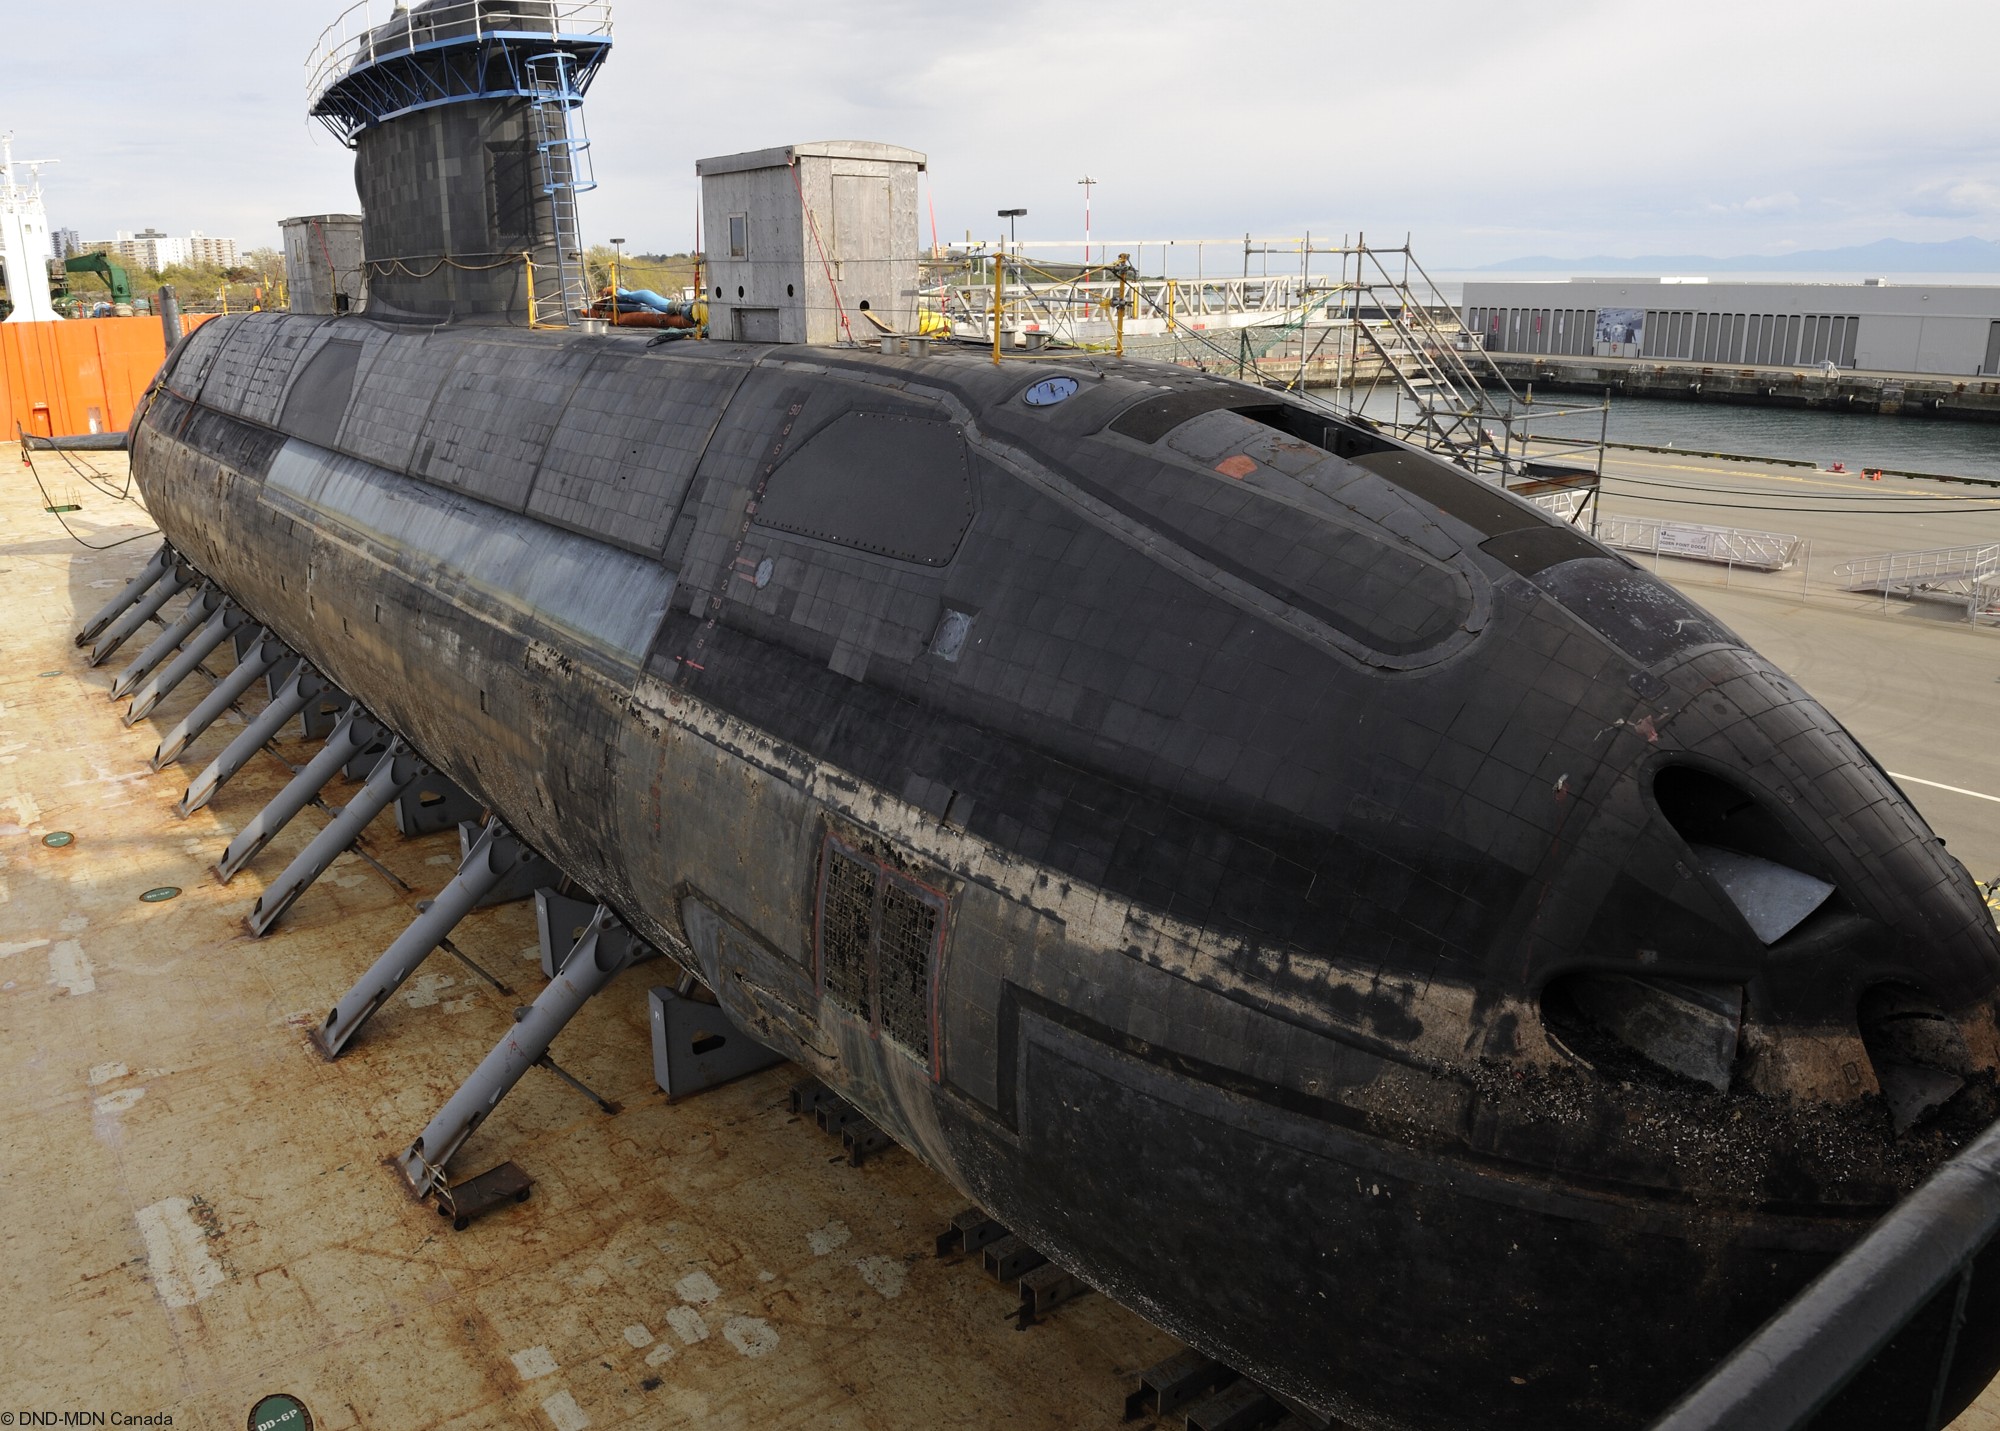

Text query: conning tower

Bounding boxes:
[307,0,613,322]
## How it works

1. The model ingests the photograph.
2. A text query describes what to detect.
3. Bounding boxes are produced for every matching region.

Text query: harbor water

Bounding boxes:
[1518,391,2000,480]
[1339,381,2000,480]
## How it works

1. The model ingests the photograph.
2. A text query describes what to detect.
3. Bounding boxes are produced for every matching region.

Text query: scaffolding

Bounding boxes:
[525,51,596,326]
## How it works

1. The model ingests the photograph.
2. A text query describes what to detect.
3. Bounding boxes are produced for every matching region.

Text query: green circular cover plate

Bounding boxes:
[140,886,181,903]
[42,831,73,848]
[248,1393,313,1431]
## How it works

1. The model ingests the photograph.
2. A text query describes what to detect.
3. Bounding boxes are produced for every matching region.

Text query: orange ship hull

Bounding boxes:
[0,313,217,438]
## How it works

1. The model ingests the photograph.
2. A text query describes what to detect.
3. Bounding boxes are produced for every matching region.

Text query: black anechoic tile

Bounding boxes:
[1028,521,1074,560]
[1530,740,1597,792]
[1049,602,1088,641]
[1448,793,1514,863]
[1056,811,1120,879]
[1132,621,1193,670]
[1112,660,1160,707]
[1105,821,1172,885]
[1180,681,1237,731]
[1079,604,1128,648]
[1176,843,1224,899]
[1010,824,1054,864]
[1224,745,1282,800]
[1532,658,1601,713]
[1443,689,1524,755]
[1398,872,1463,940]
[1243,705,1304,760]
[1141,672,1196,720]
[983,809,1025,854]
[1262,851,1320,910]
[1377,716,1444,772]
[1462,750,1529,814]
[1541,621,1608,673]
[1191,732,1241,785]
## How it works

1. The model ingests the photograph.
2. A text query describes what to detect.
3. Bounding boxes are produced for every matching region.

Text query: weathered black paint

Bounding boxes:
[132,311,2000,1430]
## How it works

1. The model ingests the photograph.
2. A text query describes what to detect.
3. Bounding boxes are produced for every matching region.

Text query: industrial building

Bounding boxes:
[1463,278,2000,377]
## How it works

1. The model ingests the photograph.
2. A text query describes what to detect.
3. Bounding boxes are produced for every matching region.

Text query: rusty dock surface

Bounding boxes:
[3,440,1999,1429]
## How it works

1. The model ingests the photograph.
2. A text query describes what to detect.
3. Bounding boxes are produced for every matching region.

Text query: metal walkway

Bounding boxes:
[1600,515,1805,571]
[1834,544,2000,620]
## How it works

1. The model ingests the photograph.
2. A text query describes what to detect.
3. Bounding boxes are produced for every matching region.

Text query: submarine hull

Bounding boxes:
[131,311,2000,1428]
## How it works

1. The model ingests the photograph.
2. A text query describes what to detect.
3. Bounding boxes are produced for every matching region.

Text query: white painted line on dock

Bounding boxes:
[539,1390,590,1431]
[1888,773,2000,805]
[48,940,95,995]
[665,1305,709,1343]
[723,1315,780,1358]
[135,1196,226,1308]
[510,1346,557,1380]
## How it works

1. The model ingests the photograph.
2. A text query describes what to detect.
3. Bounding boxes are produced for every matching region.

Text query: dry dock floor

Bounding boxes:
[2,439,1998,1429]
[0,447,1176,1429]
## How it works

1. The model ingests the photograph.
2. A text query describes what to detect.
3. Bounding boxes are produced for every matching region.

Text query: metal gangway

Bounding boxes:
[1599,515,1805,571]
[1834,543,2000,620]
[525,50,596,326]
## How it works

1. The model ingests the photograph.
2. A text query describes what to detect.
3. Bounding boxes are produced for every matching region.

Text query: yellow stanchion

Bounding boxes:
[1115,253,1130,359]
[992,238,1005,366]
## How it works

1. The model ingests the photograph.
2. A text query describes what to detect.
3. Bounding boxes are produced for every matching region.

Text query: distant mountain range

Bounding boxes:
[1474,236,2000,273]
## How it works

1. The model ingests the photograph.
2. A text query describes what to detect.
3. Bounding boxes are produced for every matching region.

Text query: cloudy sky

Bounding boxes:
[9,0,1999,268]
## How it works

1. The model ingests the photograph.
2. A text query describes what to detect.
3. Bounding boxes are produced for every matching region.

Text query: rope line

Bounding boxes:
[1602,472,2000,504]
[1600,488,2000,515]
[15,433,159,550]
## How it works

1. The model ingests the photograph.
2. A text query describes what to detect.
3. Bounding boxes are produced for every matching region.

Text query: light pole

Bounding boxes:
[608,236,623,324]
[1077,176,1096,265]
[997,208,1025,254]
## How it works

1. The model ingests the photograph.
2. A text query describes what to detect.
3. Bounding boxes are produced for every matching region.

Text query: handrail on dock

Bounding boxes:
[1833,543,2000,590]
[1597,514,1803,570]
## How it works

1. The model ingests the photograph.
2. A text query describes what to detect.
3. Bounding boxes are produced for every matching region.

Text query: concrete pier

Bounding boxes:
[1491,352,2000,423]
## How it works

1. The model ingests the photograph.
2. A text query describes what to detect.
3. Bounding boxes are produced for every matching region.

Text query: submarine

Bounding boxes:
[96,2,2000,1426]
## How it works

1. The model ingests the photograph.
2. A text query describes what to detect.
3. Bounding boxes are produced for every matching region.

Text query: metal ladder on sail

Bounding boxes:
[525,51,597,326]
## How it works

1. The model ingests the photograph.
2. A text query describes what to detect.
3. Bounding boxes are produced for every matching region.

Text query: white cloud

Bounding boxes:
[1908,180,2000,218]
[1705,193,1802,216]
